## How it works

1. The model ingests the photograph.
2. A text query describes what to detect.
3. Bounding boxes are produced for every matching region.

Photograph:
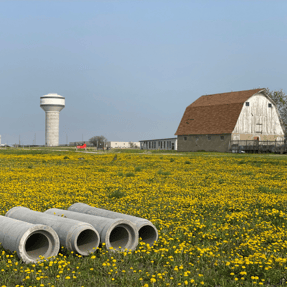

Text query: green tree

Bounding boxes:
[89,135,107,147]
[265,88,287,138]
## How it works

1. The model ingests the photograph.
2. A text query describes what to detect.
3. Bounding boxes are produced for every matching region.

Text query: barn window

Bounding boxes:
[207,135,211,140]
[220,136,224,141]
[245,102,249,106]
[268,103,272,108]
[183,136,187,141]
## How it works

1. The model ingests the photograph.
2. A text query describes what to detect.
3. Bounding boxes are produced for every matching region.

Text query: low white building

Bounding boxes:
[107,141,140,149]
[139,138,177,150]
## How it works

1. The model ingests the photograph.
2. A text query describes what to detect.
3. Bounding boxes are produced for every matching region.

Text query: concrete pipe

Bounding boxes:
[68,203,158,246]
[45,208,138,251]
[6,207,100,256]
[0,215,59,264]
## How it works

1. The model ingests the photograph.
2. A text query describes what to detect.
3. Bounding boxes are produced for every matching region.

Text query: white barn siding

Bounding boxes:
[232,94,285,141]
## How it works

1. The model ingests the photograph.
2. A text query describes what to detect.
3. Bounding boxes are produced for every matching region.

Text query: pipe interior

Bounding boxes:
[25,233,50,259]
[139,225,157,245]
[109,227,129,250]
[77,230,99,254]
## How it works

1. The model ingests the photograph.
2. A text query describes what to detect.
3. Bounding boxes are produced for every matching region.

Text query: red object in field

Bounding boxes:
[77,143,86,149]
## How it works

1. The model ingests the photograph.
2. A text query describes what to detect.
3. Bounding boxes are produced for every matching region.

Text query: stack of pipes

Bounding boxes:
[0,203,158,264]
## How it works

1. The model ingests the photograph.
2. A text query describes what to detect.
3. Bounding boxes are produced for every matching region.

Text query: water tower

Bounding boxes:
[40,93,65,146]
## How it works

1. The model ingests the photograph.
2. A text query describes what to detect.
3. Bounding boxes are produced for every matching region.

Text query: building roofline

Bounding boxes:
[139,137,177,142]
[202,88,265,98]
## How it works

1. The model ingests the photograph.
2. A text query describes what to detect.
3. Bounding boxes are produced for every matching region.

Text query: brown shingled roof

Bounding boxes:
[175,88,264,135]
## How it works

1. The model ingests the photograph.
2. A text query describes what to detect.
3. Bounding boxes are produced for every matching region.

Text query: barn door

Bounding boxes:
[255,116,262,134]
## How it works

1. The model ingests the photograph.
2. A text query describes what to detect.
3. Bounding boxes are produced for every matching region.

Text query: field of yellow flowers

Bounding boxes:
[0,149,287,287]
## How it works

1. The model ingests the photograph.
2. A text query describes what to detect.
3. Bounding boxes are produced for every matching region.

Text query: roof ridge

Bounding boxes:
[202,88,263,97]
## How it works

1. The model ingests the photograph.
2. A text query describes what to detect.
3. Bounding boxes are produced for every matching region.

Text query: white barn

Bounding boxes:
[175,88,285,152]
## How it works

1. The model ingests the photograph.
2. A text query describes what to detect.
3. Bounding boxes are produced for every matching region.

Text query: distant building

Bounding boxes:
[107,141,140,149]
[175,88,285,152]
[139,138,177,150]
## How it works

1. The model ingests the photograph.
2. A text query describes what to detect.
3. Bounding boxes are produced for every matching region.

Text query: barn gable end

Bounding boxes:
[232,92,285,141]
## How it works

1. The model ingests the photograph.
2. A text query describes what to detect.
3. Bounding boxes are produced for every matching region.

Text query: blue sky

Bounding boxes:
[0,0,286,145]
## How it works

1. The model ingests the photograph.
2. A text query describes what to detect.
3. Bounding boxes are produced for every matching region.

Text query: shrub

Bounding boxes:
[108,189,126,199]
[157,169,171,176]
[135,166,143,172]
[258,185,282,194]
[125,172,135,177]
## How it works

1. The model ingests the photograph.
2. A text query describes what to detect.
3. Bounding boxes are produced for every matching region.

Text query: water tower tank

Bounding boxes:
[40,93,65,146]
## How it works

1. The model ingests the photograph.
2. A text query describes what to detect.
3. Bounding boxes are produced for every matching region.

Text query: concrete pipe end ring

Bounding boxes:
[18,224,60,264]
[70,225,100,256]
[103,219,136,252]
[137,222,159,247]
[115,220,139,251]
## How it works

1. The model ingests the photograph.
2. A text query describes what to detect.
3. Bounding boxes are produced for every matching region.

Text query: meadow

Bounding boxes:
[0,148,287,286]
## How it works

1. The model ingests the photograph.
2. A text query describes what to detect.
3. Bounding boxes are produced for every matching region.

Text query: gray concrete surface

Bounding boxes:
[0,215,59,263]
[68,203,158,246]
[45,208,138,251]
[6,206,100,256]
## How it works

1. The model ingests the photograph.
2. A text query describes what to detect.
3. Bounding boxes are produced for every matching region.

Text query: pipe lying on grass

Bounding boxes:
[68,203,158,246]
[45,208,138,251]
[0,215,59,263]
[6,206,100,256]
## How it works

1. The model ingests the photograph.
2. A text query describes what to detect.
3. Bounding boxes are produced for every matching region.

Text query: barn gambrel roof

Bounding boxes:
[175,88,264,135]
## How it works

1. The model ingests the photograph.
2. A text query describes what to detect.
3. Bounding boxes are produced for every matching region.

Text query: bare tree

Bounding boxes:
[129,142,135,148]
[89,136,107,147]
[265,88,287,137]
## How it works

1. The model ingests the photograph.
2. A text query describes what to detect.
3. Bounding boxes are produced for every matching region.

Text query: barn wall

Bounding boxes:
[232,94,285,141]
[177,134,231,152]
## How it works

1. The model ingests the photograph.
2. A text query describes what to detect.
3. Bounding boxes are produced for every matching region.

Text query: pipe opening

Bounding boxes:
[77,230,99,254]
[109,227,129,250]
[25,233,49,259]
[139,225,157,245]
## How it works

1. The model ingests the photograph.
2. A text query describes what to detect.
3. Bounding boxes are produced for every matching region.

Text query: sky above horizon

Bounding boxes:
[1,0,286,145]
